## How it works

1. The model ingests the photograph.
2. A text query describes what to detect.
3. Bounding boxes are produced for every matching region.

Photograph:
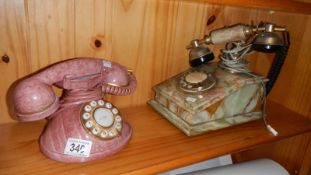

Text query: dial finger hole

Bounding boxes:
[105,102,112,109]
[90,101,97,107]
[115,115,122,122]
[85,121,93,128]
[115,123,122,131]
[82,113,91,120]
[98,100,105,106]
[112,108,118,114]
[92,127,100,135]
[100,130,108,138]
[84,105,92,112]
[109,130,116,137]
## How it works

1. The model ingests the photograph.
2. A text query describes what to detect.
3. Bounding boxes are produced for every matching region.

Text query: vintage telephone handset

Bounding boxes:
[187,23,290,95]
[187,22,290,136]
[12,58,137,163]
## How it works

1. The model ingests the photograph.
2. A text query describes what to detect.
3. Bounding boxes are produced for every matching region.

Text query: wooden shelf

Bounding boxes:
[193,0,311,14]
[0,101,311,175]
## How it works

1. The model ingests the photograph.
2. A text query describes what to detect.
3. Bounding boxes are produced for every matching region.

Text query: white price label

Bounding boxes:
[102,60,112,68]
[64,138,93,157]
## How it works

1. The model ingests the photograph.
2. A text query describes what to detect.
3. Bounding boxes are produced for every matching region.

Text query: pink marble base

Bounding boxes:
[39,104,132,163]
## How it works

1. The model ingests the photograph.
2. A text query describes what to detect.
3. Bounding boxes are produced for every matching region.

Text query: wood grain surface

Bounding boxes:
[0,0,311,174]
[0,102,310,175]
[0,0,29,123]
[195,0,311,14]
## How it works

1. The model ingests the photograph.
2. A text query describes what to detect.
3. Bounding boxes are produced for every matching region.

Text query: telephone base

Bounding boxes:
[39,121,132,163]
[149,63,267,136]
[148,100,262,136]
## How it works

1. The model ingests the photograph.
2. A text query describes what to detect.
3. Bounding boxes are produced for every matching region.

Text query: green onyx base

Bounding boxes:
[148,100,262,136]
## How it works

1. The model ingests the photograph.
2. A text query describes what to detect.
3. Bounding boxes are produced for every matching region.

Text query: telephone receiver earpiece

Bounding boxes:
[252,31,290,95]
[13,58,137,121]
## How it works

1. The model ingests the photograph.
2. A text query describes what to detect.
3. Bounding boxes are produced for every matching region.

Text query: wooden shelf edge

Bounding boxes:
[191,0,311,14]
[0,101,311,175]
[125,102,311,174]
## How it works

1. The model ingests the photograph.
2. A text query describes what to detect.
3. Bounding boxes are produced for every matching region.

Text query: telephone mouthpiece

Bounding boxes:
[188,40,214,67]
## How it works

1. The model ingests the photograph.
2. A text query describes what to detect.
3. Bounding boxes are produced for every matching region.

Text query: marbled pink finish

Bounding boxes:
[12,57,137,163]
[13,79,60,121]
[40,103,132,163]
[13,57,137,121]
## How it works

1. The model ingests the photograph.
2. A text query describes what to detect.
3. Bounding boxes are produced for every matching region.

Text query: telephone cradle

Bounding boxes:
[12,58,137,163]
[149,63,267,136]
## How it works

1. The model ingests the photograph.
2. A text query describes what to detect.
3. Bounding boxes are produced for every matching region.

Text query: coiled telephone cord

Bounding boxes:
[220,42,278,136]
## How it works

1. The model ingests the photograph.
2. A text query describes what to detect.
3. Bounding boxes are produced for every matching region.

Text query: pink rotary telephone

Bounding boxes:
[12,57,137,163]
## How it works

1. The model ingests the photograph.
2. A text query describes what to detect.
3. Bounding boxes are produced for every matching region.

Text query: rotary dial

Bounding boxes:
[80,99,123,140]
[179,70,216,93]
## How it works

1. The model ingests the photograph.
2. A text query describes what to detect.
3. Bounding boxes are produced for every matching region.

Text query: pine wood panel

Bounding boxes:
[0,0,29,123]
[74,0,212,108]
[26,0,75,71]
[194,0,311,14]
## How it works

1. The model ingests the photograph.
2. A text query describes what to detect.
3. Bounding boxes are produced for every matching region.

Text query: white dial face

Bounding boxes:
[93,108,114,128]
[185,71,207,84]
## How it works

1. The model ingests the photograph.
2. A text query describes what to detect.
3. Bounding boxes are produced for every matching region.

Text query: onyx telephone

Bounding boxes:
[149,22,290,136]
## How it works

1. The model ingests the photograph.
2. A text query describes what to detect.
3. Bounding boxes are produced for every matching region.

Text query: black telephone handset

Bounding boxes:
[254,32,290,95]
